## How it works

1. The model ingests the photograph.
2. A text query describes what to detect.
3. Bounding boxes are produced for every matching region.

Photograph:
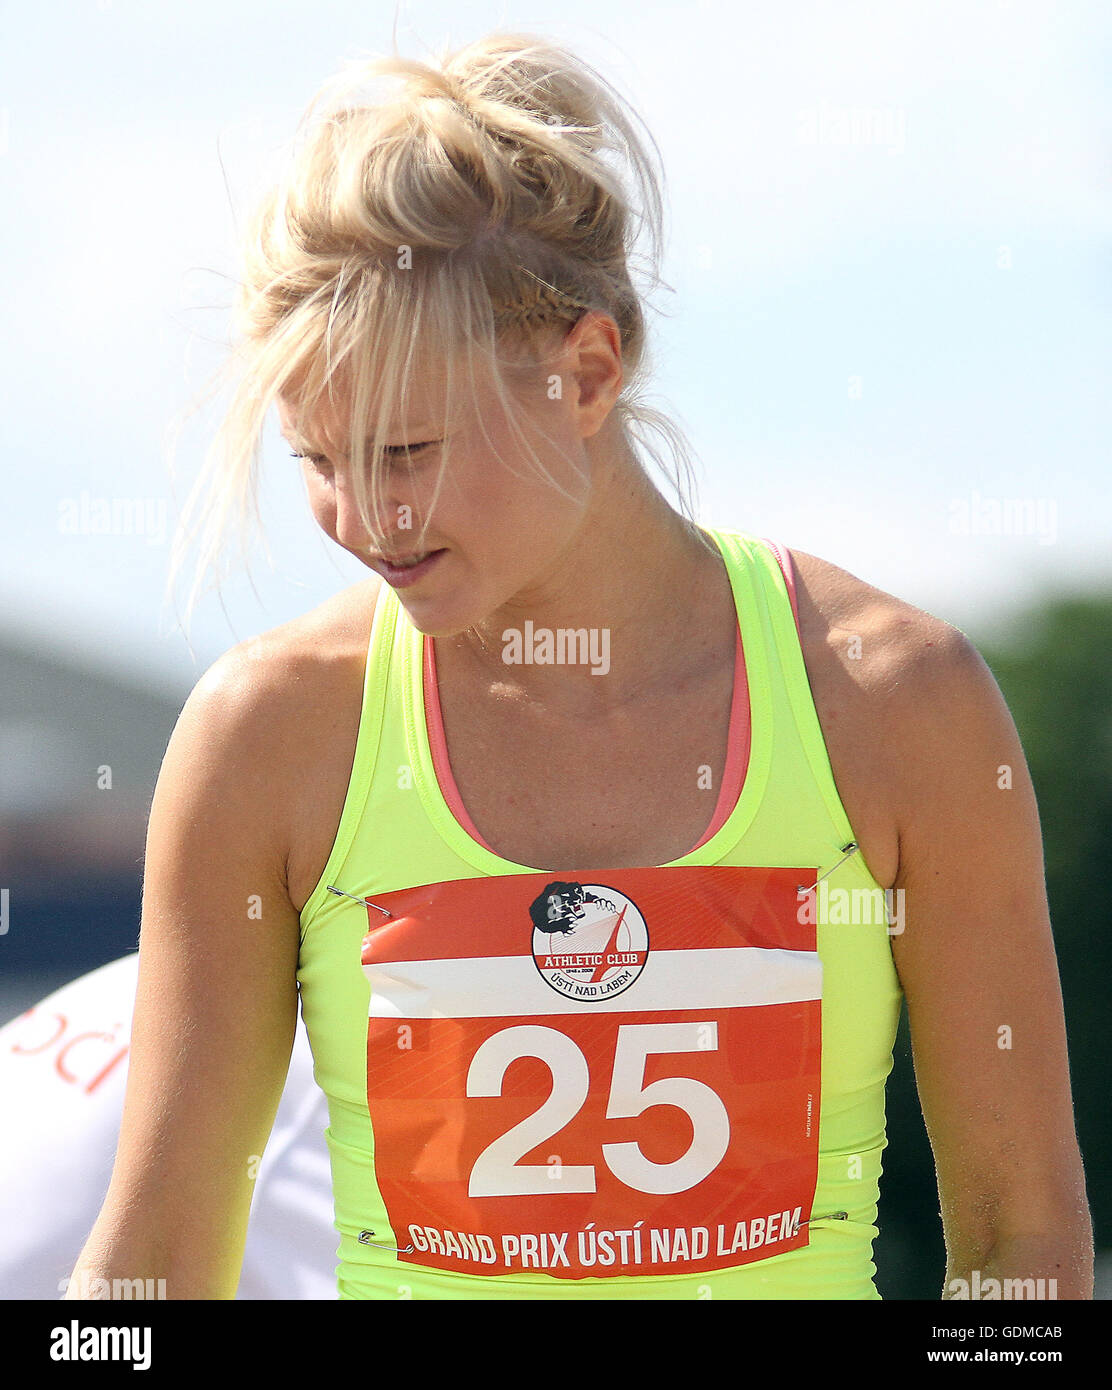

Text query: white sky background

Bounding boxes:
[0,0,1109,693]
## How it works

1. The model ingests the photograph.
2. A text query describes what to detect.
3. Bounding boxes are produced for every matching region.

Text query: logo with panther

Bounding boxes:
[528,881,649,1001]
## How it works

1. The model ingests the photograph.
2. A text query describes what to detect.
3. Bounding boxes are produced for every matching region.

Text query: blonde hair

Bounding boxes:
[168,32,707,628]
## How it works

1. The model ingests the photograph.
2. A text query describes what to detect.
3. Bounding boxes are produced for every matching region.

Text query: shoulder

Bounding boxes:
[169,578,384,877]
[192,577,383,720]
[785,545,975,690]
[200,578,386,695]
[785,545,994,745]
[782,546,1007,880]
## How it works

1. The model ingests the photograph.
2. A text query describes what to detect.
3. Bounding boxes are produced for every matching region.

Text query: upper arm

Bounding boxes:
[80,642,304,1299]
[886,622,1090,1267]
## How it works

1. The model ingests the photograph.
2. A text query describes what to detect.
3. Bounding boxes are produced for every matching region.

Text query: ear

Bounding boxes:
[565,311,623,439]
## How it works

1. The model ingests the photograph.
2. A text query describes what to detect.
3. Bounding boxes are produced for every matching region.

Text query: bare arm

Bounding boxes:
[65,642,303,1300]
[887,623,1092,1298]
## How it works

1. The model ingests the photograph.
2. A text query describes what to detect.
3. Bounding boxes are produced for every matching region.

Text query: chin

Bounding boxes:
[391,594,473,640]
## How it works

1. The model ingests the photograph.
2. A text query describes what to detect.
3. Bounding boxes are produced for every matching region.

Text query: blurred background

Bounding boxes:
[0,0,1108,1298]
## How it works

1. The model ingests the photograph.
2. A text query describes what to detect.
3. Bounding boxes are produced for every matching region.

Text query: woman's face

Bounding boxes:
[277,316,622,637]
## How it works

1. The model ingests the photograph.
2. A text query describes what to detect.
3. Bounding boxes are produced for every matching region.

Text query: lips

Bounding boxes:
[367,548,447,586]
[370,547,439,565]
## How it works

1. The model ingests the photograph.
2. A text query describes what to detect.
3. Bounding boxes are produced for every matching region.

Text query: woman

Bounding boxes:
[68,32,1090,1300]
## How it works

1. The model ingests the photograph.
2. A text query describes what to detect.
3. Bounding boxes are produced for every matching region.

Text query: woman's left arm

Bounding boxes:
[887,623,1093,1299]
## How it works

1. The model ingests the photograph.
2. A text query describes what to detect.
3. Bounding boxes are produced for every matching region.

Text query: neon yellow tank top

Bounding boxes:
[295,527,903,1299]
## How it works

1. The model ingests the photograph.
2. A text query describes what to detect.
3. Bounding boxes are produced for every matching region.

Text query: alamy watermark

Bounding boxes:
[57,1273,166,1299]
[948,491,1057,546]
[797,882,904,935]
[945,1269,1058,1300]
[50,1320,152,1370]
[502,622,610,677]
[797,106,906,153]
[58,491,168,546]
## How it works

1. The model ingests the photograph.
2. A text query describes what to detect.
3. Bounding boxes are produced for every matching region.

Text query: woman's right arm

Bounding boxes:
[65,641,305,1300]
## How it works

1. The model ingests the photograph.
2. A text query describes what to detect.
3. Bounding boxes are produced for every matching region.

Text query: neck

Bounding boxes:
[441,451,732,715]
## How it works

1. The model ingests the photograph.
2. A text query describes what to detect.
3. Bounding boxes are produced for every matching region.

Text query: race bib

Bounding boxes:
[361,864,820,1279]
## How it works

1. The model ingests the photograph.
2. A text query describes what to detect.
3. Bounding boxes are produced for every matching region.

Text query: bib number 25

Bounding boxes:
[465,1021,730,1198]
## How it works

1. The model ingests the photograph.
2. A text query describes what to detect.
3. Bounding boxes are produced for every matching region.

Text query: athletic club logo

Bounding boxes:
[528,881,649,1001]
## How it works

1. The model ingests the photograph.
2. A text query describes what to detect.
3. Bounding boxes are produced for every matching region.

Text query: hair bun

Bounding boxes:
[401,65,473,114]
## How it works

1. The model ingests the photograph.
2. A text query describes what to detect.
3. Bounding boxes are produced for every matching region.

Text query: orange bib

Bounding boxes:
[362,863,820,1279]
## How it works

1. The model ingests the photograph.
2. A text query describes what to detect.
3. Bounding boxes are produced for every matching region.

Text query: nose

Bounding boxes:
[330,473,376,554]
[332,473,427,558]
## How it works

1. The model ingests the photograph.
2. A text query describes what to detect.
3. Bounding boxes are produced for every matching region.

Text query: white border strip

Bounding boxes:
[365,947,821,1019]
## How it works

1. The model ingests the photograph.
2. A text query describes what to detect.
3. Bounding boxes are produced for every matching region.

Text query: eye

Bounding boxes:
[289,450,331,473]
[382,441,439,460]
[288,441,441,472]
[289,443,438,459]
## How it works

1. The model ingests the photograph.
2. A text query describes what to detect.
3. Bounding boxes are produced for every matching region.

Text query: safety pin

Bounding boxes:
[327,885,393,918]
[797,843,859,896]
[800,1212,848,1225]
[358,1230,415,1253]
